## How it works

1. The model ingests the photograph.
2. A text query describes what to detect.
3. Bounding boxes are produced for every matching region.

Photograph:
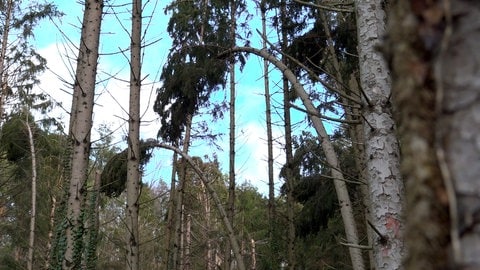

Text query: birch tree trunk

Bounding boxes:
[355,1,405,268]
[64,0,103,268]
[388,0,480,268]
[126,0,142,268]
[26,116,37,270]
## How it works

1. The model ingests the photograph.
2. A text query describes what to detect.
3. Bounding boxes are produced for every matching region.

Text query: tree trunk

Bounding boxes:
[173,115,192,270]
[126,0,142,269]
[184,213,192,270]
[388,0,480,268]
[226,1,237,268]
[0,0,12,126]
[156,143,246,270]
[319,10,367,269]
[259,0,275,232]
[163,151,178,269]
[64,0,103,268]
[25,116,37,270]
[355,1,405,268]
[279,2,296,269]
[225,46,363,270]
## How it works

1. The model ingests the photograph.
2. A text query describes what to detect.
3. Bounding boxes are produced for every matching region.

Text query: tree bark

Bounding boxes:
[125,0,142,269]
[0,0,12,126]
[355,1,405,268]
[226,1,237,268]
[388,0,480,268]
[25,116,37,270]
[279,2,296,269]
[64,0,103,268]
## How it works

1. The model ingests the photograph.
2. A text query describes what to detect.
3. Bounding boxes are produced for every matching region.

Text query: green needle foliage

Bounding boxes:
[100,140,156,197]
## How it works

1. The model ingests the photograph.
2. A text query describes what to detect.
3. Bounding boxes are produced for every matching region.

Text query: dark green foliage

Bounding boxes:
[100,140,156,197]
[0,112,35,162]
[154,47,229,142]
[154,0,241,142]
[282,130,359,236]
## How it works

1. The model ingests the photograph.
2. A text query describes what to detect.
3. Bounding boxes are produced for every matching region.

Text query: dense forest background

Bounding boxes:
[1,0,479,270]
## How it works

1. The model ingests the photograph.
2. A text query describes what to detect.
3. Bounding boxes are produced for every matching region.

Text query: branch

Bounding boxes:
[289,102,361,124]
[152,142,246,270]
[293,0,354,13]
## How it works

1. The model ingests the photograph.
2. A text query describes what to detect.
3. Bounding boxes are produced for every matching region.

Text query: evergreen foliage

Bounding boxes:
[0,112,35,162]
[100,140,156,197]
[153,0,237,142]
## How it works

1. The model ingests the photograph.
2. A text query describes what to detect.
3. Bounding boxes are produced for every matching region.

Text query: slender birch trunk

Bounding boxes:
[318,10,366,269]
[126,0,142,268]
[355,1,405,268]
[64,1,103,268]
[26,116,37,270]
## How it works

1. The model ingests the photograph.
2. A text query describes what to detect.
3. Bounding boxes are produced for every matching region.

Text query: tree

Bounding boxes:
[387,0,480,268]
[125,0,142,269]
[355,1,405,269]
[223,45,365,270]
[55,0,104,268]
[0,0,59,125]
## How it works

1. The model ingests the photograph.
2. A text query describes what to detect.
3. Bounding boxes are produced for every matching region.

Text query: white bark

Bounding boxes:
[126,0,142,269]
[26,118,37,270]
[224,46,364,270]
[355,1,405,269]
[64,0,103,268]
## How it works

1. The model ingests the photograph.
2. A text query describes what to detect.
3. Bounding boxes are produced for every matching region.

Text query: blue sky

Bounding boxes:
[31,0,325,196]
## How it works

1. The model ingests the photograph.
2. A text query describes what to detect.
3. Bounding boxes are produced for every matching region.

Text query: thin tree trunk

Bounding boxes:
[279,2,296,268]
[355,1,405,269]
[223,46,360,270]
[225,1,237,268]
[64,1,103,268]
[250,239,256,270]
[45,194,57,269]
[126,0,142,269]
[163,151,178,269]
[156,143,246,270]
[26,116,37,270]
[173,115,192,270]
[259,0,275,232]
[0,0,12,126]
[184,213,192,270]
[318,10,366,269]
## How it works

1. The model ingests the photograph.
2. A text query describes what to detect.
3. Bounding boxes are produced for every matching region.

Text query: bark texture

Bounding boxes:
[64,0,103,268]
[386,0,480,268]
[355,1,405,268]
[126,0,142,269]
